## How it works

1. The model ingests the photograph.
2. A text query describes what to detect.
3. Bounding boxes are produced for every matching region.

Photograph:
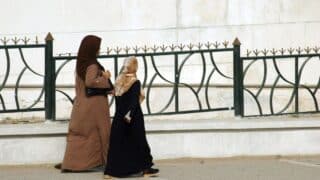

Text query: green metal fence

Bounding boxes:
[52,39,236,120]
[0,33,319,120]
[0,36,47,114]
[238,48,320,117]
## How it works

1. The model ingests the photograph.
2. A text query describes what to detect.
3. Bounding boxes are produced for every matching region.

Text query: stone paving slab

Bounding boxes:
[1,157,320,180]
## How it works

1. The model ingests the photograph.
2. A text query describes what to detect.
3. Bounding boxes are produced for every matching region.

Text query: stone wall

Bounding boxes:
[2,0,320,50]
[1,0,320,119]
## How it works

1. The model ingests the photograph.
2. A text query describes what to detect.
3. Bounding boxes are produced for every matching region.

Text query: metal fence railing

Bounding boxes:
[238,48,320,117]
[0,33,319,120]
[0,36,47,114]
[52,40,236,120]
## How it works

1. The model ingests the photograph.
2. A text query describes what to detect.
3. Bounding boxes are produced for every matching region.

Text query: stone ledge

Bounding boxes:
[1,115,320,136]
[1,115,320,165]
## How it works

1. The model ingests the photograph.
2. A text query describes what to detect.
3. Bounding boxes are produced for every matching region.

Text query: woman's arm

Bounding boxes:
[123,81,140,123]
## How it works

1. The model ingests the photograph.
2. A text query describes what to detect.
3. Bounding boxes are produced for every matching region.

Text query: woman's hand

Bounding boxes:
[124,111,131,124]
[102,70,111,79]
[108,90,115,96]
[124,117,131,124]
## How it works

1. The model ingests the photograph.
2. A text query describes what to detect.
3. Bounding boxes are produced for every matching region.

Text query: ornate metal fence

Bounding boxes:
[1,32,319,120]
[0,36,48,114]
[236,47,320,117]
[52,40,236,120]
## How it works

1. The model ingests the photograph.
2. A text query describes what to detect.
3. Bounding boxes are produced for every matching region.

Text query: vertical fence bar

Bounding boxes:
[114,57,118,78]
[51,47,56,121]
[45,32,54,120]
[233,38,243,117]
[294,56,299,113]
[174,54,179,112]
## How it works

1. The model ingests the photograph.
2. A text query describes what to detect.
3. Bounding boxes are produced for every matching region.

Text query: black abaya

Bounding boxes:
[104,80,153,177]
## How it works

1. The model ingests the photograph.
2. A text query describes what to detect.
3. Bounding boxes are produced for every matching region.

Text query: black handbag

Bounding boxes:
[85,79,114,97]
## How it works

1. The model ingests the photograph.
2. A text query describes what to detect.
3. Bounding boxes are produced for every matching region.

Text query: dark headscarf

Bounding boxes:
[76,35,104,81]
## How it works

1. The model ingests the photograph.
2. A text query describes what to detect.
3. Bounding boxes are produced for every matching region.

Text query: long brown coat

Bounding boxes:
[62,64,111,171]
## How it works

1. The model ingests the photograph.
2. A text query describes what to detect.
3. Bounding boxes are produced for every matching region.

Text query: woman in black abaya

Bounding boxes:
[104,56,159,179]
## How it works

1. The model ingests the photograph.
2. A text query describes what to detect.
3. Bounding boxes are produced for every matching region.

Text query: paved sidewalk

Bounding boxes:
[1,157,320,180]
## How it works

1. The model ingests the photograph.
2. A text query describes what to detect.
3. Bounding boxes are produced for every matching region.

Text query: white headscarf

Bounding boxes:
[114,56,145,102]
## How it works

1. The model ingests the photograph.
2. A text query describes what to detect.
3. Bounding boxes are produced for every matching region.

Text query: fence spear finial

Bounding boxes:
[223,40,229,48]
[205,41,211,49]
[160,45,167,52]
[124,46,131,54]
[169,44,176,51]
[178,43,185,50]
[45,32,54,41]
[22,37,30,45]
[253,49,260,56]
[151,45,159,52]
[12,37,20,45]
[296,47,302,54]
[187,43,194,50]
[133,45,140,53]
[304,47,311,54]
[288,47,294,55]
[213,41,220,48]
[246,50,251,57]
[197,42,203,50]
[115,46,122,54]
[106,47,112,54]
[142,45,149,53]
[280,48,286,55]
[262,49,269,56]
[1,37,9,45]
[232,37,241,46]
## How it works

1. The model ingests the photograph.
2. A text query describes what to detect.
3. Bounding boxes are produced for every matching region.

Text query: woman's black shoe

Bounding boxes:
[143,168,159,177]
[54,163,62,170]
[61,169,74,173]
[129,172,144,177]
[61,165,104,173]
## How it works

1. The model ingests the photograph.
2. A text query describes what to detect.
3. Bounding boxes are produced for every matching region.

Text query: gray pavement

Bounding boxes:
[1,157,320,180]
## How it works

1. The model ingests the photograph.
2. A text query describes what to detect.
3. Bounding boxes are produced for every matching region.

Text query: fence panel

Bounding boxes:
[240,49,320,117]
[53,42,235,120]
[0,36,46,118]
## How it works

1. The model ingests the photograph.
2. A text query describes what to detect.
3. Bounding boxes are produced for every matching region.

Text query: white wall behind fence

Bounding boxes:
[1,0,320,52]
[1,0,320,119]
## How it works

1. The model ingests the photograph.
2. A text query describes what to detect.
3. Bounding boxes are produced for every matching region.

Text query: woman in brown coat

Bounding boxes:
[61,35,113,172]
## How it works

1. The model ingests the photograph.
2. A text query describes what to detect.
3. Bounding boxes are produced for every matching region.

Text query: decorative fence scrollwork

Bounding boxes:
[0,36,46,114]
[53,40,235,118]
[239,48,320,117]
[1,32,319,120]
